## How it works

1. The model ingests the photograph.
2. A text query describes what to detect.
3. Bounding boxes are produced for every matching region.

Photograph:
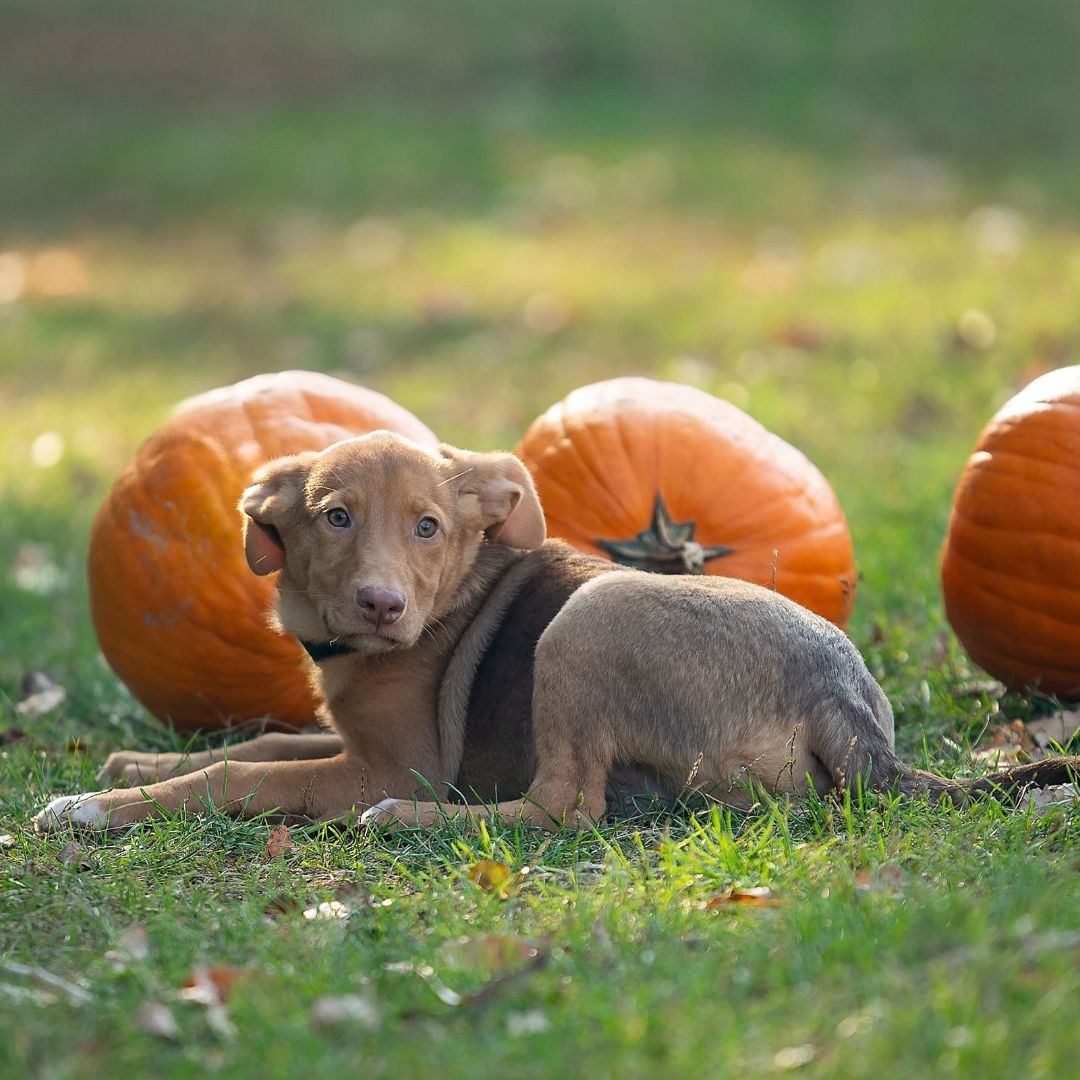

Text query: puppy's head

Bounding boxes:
[240,431,545,653]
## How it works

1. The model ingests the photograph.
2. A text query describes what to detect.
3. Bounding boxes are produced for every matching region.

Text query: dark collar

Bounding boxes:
[299,639,357,663]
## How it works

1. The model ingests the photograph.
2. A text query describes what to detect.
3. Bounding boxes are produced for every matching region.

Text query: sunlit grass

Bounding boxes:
[4,2,1080,1075]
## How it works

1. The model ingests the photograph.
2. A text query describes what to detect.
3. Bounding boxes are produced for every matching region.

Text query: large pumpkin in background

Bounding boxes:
[88,370,437,731]
[941,366,1080,699]
[516,378,857,627]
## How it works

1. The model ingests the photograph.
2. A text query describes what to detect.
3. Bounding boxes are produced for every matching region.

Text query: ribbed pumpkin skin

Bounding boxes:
[516,378,857,627]
[88,371,437,731]
[941,365,1080,698]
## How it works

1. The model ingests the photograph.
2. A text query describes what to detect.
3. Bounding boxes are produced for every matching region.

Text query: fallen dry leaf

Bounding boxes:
[706,886,779,909]
[179,966,241,1041]
[465,858,532,898]
[263,894,302,918]
[1024,784,1078,817]
[180,966,250,1005]
[440,934,544,974]
[15,672,67,718]
[57,840,91,872]
[990,718,1035,750]
[105,926,149,971]
[11,547,68,596]
[853,865,908,896]
[264,825,293,860]
[134,1001,181,1041]
[467,859,512,894]
[773,1043,817,1070]
[971,719,1033,767]
[309,993,380,1031]
[506,1009,551,1036]
[1026,710,1080,750]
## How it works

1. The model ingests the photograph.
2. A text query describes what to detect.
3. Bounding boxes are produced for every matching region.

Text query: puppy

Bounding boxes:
[35,432,1079,832]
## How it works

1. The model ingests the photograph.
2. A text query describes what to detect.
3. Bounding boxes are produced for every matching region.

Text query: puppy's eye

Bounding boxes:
[415,516,439,539]
[326,508,351,528]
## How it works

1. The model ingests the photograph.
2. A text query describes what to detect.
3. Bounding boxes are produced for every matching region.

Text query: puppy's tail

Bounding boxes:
[813,694,1080,805]
[899,756,1080,805]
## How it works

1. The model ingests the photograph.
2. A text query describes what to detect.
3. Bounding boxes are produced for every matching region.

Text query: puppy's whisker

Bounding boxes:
[437,468,473,487]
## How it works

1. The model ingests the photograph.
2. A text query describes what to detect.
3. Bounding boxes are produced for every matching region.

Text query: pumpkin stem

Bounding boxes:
[596,495,734,575]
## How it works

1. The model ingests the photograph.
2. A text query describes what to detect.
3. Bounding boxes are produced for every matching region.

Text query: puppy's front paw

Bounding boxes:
[33,792,108,833]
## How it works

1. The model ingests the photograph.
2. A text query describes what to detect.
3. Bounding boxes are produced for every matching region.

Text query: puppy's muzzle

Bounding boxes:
[356,586,407,629]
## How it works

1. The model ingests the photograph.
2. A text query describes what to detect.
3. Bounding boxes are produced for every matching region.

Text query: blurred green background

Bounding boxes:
[2,0,1079,735]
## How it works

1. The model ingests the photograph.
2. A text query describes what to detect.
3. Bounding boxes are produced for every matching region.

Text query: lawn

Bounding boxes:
[2,3,1079,1076]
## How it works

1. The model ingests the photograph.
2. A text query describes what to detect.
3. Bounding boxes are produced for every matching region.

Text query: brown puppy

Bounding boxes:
[35,432,1079,832]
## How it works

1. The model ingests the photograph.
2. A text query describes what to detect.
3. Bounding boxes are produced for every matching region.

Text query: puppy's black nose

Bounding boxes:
[356,586,407,627]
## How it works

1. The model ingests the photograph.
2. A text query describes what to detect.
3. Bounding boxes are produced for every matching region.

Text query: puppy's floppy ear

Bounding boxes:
[239,452,317,575]
[440,446,546,550]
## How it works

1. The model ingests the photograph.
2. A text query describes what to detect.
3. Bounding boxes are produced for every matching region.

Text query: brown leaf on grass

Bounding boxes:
[990,719,1035,751]
[415,938,552,1015]
[773,1044,817,1070]
[180,966,250,1005]
[705,886,778,909]
[264,825,293,859]
[309,993,381,1031]
[15,672,66,718]
[104,926,149,971]
[179,966,243,1042]
[263,894,302,919]
[12,547,67,596]
[1024,783,1078,817]
[134,1001,181,1041]
[1026,710,1080,750]
[467,859,512,894]
[440,934,545,974]
[854,865,908,897]
[971,719,1033,768]
[58,840,91,872]
[773,319,827,352]
[464,859,533,899]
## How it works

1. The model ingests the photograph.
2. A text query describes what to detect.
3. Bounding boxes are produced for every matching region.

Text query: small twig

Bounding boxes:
[0,960,93,1006]
[459,945,551,1014]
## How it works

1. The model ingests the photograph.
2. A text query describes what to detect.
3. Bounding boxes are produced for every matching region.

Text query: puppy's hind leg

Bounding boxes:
[476,624,616,829]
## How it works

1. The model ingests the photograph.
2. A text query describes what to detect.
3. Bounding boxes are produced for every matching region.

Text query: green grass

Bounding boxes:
[3,2,1080,1076]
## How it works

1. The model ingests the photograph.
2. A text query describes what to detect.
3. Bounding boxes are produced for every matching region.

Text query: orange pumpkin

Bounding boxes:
[941,366,1080,698]
[88,370,437,731]
[516,377,857,627]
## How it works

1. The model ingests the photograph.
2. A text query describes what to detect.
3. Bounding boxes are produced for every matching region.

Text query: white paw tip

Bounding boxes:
[360,798,401,827]
[34,793,107,832]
